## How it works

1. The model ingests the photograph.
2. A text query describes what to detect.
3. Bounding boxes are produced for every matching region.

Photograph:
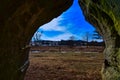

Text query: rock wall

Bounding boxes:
[79,0,120,80]
[1,0,120,80]
[0,0,73,80]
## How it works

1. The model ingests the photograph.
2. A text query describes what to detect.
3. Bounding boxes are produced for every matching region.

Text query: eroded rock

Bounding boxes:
[79,0,120,80]
[0,0,73,80]
[1,0,120,80]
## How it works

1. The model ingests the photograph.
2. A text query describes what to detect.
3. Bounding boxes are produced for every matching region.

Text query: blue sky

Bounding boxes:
[32,0,96,41]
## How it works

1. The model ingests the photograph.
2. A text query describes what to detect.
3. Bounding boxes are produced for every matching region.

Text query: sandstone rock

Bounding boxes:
[79,0,120,80]
[1,0,120,80]
[0,0,73,80]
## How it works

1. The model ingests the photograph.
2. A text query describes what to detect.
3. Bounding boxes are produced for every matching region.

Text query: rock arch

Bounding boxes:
[0,0,120,80]
[79,0,120,80]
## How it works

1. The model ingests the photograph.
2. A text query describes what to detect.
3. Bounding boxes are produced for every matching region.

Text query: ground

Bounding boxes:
[24,52,104,80]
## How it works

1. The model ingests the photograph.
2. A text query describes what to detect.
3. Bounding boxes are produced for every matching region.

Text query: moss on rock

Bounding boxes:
[79,0,120,80]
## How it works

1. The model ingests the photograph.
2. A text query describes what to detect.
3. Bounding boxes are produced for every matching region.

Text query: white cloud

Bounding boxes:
[41,32,79,41]
[40,17,65,32]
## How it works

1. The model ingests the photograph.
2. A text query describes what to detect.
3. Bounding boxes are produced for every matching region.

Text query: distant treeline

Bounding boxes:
[30,40,105,47]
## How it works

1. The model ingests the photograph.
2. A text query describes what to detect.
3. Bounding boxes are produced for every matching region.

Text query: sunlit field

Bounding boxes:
[25,51,104,80]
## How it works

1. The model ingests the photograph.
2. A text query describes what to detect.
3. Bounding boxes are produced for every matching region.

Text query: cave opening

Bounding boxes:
[1,0,120,80]
[25,0,104,80]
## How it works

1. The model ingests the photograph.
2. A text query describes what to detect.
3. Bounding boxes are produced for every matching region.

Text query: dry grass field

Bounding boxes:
[24,52,104,80]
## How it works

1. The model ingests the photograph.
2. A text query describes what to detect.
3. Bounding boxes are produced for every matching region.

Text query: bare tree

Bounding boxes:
[69,36,75,41]
[92,30,102,41]
[91,30,103,47]
[33,31,43,46]
[82,32,90,47]
[68,35,75,48]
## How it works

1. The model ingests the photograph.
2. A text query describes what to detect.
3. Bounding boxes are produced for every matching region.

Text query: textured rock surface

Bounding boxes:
[79,0,120,80]
[0,0,73,80]
[1,0,120,80]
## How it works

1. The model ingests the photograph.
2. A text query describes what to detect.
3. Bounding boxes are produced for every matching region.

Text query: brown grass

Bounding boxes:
[24,52,104,80]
